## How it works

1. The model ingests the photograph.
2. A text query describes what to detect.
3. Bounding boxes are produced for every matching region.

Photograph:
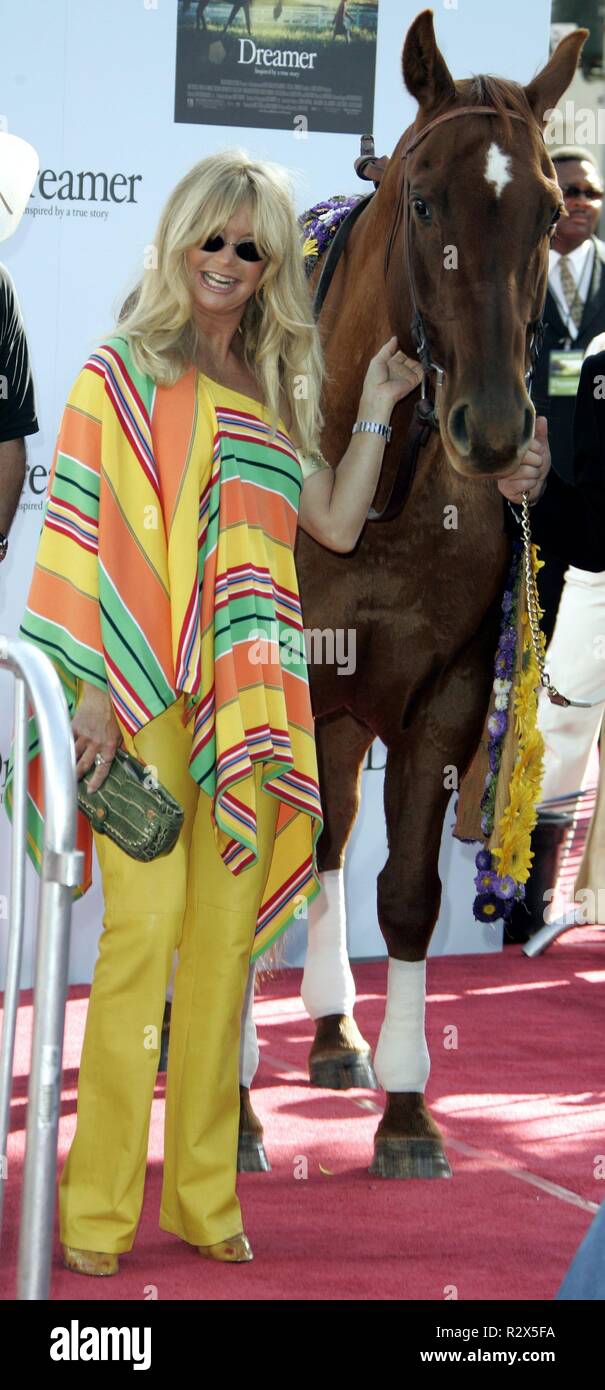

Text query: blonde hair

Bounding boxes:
[118,150,324,454]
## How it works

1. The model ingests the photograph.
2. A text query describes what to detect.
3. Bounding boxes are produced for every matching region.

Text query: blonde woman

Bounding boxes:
[17,151,423,1274]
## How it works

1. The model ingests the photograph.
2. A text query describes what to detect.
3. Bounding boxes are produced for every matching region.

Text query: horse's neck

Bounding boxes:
[318,190,417,471]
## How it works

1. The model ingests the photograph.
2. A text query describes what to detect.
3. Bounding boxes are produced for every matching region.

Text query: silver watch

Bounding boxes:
[352,419,392,443]
[0,532,8,563]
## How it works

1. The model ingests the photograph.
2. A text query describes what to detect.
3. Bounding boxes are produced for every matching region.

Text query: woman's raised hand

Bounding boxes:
[72,682,123,792]
[360,337,424,414]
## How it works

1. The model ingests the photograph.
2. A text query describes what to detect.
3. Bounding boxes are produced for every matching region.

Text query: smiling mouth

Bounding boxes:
[200,270,239,292]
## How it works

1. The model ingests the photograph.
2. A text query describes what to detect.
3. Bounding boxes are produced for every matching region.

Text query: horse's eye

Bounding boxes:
[548,207,562,233]
[412,197,430,220]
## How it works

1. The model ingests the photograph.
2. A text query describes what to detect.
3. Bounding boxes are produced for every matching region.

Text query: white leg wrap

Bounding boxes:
[301,869,357,1021]
[239,962,259,1089]
[374,958,430,1093]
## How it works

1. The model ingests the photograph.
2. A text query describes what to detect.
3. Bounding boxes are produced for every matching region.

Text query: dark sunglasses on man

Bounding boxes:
[200,234,264,263]
[561,184,603,202]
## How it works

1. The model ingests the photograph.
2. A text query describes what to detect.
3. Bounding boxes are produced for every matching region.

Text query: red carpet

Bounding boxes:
[2,930,604,1301]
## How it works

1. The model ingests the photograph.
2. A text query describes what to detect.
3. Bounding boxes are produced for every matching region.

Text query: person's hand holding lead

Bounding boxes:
[497,415,551,505]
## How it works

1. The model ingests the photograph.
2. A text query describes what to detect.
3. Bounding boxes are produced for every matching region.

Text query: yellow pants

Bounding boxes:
[58,698,279,1253]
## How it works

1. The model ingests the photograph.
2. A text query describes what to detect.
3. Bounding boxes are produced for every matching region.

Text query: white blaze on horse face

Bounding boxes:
[484,141,513,199]
[301,869,356,1020]
[374,958,430,1092]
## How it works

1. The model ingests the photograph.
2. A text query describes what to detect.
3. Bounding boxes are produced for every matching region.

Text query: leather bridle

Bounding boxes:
[384,103,547,432]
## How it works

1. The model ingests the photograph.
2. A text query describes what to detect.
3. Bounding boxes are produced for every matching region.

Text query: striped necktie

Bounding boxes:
[558,256,584,330]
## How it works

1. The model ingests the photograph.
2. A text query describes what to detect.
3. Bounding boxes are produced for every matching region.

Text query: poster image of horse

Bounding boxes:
[174,1,379,133]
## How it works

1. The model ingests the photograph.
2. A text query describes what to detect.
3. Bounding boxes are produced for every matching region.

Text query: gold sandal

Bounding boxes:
[198,1233,253,1263]
[62,1244,119,1276]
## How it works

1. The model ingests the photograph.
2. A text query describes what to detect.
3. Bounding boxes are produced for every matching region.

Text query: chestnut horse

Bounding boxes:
[273,12,586,1179]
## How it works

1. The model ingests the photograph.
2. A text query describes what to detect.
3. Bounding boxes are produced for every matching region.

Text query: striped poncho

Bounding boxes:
[12,335,324,960]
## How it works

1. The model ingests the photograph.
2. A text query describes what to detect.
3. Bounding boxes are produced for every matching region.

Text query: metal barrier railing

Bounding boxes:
[0,636,83,1299]
[523,785,601,958]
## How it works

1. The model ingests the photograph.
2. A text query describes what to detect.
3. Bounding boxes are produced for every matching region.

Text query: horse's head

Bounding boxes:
[385,10,587,478]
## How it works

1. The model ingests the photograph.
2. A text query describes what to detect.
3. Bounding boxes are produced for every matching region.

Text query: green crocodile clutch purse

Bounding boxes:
[77,748,184,861]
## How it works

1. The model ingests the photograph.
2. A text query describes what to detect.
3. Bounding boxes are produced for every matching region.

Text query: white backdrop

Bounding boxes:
[0,0,552,985]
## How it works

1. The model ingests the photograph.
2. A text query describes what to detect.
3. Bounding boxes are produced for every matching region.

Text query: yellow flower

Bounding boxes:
[486,547,547,890]
[514,682,535,736]
[516,734,544,795]
[492,728,543,885]
[526,731,544,770]
[516,776,537,819]
[493,831,534,882]
[499,774,531,831]
[513,641,543,737]
[303,234,319,259]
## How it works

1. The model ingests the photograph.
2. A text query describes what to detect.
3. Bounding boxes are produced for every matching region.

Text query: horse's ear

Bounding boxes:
[524,29,588,126]
[402,9,455,113]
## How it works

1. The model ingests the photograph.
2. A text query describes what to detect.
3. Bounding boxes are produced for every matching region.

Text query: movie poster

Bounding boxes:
[174,1,379,134]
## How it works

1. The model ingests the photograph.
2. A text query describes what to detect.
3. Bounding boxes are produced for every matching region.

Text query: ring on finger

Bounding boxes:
[94,753,109,768]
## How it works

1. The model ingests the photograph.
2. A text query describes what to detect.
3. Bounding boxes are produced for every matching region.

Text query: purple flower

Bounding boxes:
[500,627,516,651]
[495,874,516,900]
[501,591,513,616]
[481,813,493,836]
[495,652,513,679]
[473,893,503,923]
[496,643,515,672]
[489,743,501,774]
[488,710,508,739]
[476,849,492,871]
[474,870,498,893]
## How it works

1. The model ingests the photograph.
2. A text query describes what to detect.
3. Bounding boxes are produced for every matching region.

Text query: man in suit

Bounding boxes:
[520,354,605,570]
[533,334,605,880]
[532,145,605,640]
[500,351,604,569]
[498,354,605,937]
[533,147,604,483]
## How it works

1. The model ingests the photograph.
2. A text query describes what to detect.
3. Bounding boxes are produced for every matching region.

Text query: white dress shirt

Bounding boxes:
[548,239,595,340]
[585,330,605,358]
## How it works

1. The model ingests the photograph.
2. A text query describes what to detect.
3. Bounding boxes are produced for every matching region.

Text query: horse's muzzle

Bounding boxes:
[444,398,535,478]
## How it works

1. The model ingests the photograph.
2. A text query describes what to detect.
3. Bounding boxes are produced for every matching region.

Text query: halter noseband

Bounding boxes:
[385,104,546,428]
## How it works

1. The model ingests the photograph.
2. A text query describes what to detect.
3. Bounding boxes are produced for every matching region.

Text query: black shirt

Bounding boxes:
[519,350,605,572]
[0,263,39,444]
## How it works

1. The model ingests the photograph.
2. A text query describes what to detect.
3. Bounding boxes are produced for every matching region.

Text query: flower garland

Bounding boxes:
[473,540,545,925]
[298,195,363,277]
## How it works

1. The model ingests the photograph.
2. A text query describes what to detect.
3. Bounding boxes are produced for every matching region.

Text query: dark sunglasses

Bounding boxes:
[200,234,264,263]
[561,184,603,202]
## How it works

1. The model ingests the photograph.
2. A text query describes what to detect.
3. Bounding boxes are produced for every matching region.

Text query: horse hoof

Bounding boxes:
[237,1132,272,1173]
[309,1051,378,1090]
[369,1137,452,1179]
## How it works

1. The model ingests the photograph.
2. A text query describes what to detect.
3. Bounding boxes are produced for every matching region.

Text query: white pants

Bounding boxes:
[538,567,605,804]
